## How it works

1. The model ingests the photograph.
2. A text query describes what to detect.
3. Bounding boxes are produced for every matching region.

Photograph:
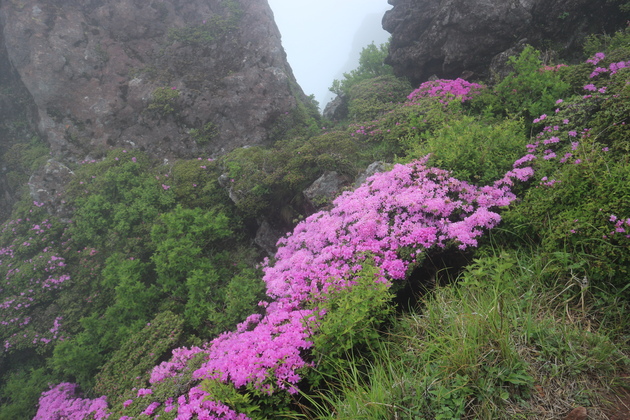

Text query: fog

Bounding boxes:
[268,0,392,110]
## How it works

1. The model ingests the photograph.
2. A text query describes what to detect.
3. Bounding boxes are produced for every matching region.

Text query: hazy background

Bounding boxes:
[268,0,391,110]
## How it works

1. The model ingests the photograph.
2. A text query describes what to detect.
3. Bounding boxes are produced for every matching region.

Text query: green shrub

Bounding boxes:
[0,368,55,420]
[346,75,412,121]
[330,42,395,96]
[189,122,218,145]
[1,136,49,191]
[221,131,363,221]
[500,74,630,287]
[401,116,529,185]
[307,259,395,384]
[93,311,184,404]
[503,146,630,285]
[170,159,231,210]
[147,87,180,117]
[67,150,175,251]
[478,45,570,120]
[151,205,264,335]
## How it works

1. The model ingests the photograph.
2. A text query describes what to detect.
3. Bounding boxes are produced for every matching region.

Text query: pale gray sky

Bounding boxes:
[268,0,391,109]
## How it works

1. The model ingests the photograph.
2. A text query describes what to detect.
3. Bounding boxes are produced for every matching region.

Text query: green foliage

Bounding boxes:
[151,205,232,298]
[504,148,630,284]
[478,45,570,120]
[0,136,49,192]
[269,84,321,141]
[101,254,160,322]
[169,159,230,210]
[151,205,265,335]
[221,130,364,221]
[314,252,627,419]
[330,42,395,96]
[307,259,394,384]
[147,87,180,117]
[93,311,184,404]
[49,333,105,391]
[590,72,630,153]
[501,75,630,287]
[0,367,54,420]
[203,380,264,418]
[401,116,529,185]
[346,75,412,121]
[583,25,630,57]
[189,122,218,145]
[67,150,175,249]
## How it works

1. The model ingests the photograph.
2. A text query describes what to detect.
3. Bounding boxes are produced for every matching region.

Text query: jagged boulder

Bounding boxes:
[322,94,348,121]
[303,171,351,211]
[354,161,387,188]
[383,0,628,86]
[0,0,308,162]
[254,219,284,257]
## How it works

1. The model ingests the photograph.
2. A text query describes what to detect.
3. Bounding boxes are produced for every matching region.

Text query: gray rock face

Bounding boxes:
[322,94,348,121]
[254,219,284,257]
[28,160,74,219]
[0,28,40,222]
[354,161,387,188]
[0,0,306,162]
[383,0,628,85]
[303,171,350,211]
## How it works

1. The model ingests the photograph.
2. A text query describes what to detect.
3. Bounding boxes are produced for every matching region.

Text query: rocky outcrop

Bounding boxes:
[303,171,351,211]
[354,161,387,188]
[322,93,348,121]
[0,0,308,163]
[383,0,628,86]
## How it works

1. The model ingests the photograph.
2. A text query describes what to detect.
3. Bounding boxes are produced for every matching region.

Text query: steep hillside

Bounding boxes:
[0,1,629,420]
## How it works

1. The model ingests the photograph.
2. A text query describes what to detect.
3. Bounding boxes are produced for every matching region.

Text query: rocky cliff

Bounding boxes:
[383,0,629,85]
[0,0,307,160]
[0,0,311,220]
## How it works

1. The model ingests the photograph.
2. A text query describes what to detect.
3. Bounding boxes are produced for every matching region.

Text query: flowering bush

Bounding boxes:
[0,213,69,354]
[35,153,530,419]
[143,156,528,415]
[476,45,570,120]
[501,50,630,283]
[33,383,109,420]
[407,78,485,105]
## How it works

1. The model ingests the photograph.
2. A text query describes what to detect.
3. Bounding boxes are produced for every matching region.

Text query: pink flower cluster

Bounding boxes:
[33,383,109,420]
[606,215,630,239]
[587,52,630,78]
[407,78,485,105]
[174,386,249,419]
[120,156,524,420]
[149,346,205,383]
[1,217,70,352]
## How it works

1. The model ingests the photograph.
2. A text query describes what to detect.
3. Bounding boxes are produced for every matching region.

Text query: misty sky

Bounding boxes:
[268,0,392,109]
